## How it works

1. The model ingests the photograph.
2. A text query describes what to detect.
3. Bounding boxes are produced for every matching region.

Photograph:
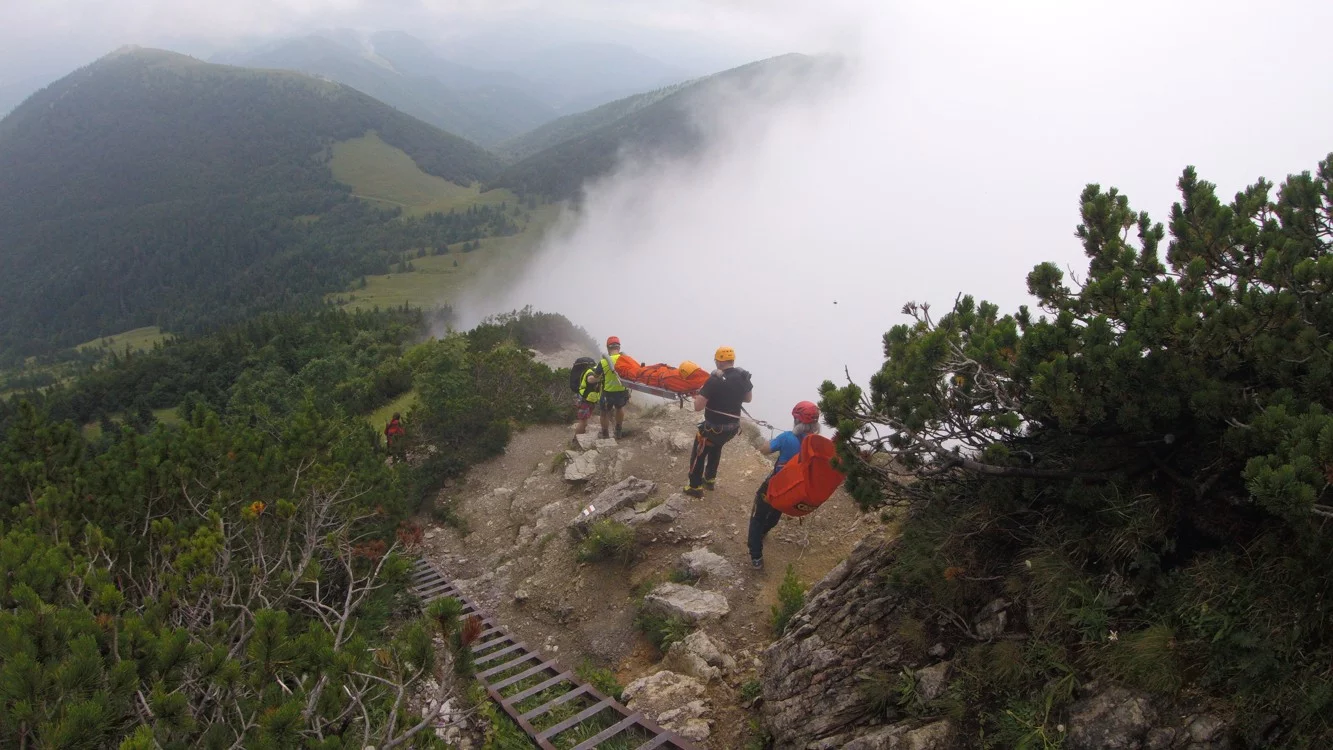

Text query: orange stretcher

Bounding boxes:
[611,354,710,402]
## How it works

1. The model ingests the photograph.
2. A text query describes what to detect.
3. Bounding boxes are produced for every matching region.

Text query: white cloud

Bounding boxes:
[463,0,1333,425]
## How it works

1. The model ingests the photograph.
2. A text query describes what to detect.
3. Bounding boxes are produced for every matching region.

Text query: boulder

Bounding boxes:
[658,625,737,684]
[563,450,599,482]
[683,631,735,670]
[661,641,720,684]
[623,670,710,741]
[680,547,737,582]
[643,582,730,623]
[568,477,657,536]
[914,661,951,703]
[837,719,956,750]
[669,432,695,453]
[573,432,598,450]
[613,494,685,530]
[1064,685,1159,750]
[973,598,1009,639]
[656,700,711,742]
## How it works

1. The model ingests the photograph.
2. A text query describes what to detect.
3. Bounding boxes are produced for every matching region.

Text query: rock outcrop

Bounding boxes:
[563,449,600,481]
[1064,683,1231,750]
[660,630,736,684]
[623,670,712,742]
[759,533,1233,749]
[567,476,656,536]
[643,582,730,623]
[761,533,908,748]
[680,546,737,582]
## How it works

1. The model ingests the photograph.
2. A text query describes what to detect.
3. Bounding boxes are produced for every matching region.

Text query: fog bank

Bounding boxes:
[462,0,1333,425]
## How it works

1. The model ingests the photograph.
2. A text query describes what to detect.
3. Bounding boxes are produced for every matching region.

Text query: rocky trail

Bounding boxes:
[415,397,878,747]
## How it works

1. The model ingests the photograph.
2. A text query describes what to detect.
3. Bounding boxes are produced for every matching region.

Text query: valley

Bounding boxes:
[1,9,1330,749]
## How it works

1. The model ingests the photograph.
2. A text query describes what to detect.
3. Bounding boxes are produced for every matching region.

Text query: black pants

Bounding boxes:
[748,476,783,561]
[687,421,739,488]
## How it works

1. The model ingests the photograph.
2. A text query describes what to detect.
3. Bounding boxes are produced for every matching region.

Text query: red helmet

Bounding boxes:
[793,401,820,424]
[606,336,621,347]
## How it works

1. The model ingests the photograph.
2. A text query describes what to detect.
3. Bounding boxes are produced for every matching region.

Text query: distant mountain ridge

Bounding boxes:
[0,47,503,356]
[494,79,696,161]
[210,31,695,146]
[213,33,556,146]
[490,53,839,200]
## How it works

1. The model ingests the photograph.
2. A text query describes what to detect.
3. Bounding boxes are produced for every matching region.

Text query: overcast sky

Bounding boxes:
[462,0,1333,424]
[0,0,804,84]
[3,0,1330,424]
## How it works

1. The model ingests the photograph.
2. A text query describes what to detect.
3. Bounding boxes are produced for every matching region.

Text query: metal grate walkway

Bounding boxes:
[410,557,699,750]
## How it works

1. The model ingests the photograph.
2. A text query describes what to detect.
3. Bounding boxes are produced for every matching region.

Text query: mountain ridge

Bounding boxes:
[0,47,506,357]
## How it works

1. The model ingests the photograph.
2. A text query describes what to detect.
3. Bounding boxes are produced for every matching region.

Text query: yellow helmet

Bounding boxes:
[679,360,700,377]
[714,346,736,362]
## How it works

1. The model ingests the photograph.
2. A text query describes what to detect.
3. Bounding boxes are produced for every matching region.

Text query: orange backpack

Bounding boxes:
[765,434,846,517]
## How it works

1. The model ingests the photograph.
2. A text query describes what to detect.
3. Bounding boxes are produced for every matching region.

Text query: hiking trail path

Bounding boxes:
[416,392,879,747]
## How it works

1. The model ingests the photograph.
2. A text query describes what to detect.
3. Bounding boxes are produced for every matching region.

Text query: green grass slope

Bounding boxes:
[0,47,504,360]
[331,132,515,216]
[333,202,561,312]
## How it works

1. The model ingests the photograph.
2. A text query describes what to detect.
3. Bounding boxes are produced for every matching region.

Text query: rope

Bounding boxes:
[741,407,780,436]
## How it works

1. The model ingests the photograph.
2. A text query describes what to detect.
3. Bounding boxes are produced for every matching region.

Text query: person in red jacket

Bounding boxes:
[384,412,405,461]
[746,401,821,569]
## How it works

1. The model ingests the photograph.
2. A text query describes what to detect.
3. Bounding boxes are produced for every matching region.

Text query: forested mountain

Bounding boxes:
[490,54,837,199]
[0,307,576,748]
[494,79,694,161]
[0,47,505,361]
[218,32,556,146]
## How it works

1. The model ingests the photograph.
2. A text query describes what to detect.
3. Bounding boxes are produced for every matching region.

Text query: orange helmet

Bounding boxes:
[793,401,820,424]
[679,360,700,377]
[606,336,620,348]
[714,346,736,362]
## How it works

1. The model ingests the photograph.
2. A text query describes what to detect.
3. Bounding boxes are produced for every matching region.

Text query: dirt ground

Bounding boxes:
[416,397,881,747]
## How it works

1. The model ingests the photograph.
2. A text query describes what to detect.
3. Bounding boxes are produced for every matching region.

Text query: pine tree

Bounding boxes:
[822,153,1333,743]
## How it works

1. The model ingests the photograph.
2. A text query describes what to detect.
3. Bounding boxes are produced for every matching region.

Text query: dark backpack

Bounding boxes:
[570,357,597,394]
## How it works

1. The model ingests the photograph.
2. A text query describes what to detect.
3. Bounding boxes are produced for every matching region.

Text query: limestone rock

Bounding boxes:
[643,582,730,623]
[563,449,599,482]
[680,547,737,581]
[661,641,720,684]
[656,700,711,742]
[568,476,656,536]
[669,432,695,453]
[573,432,598,450]
[682,630,736,672]
[915,661,951,703]
[761,533,914,749]
[838,719,956,750]
[650,633,733,685]
[613,493,685,530]
[623,671,711,740]
[1064,685,1159,750]
[973,598,1009,639]
[492,487,513,498]
[647,426,671,445]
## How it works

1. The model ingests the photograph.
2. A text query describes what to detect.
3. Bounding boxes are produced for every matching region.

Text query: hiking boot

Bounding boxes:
[702,479,716,492]
[614,427,624,440]
[751,557,764,570]
[683,486,705,499]
[599,429,610,439]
